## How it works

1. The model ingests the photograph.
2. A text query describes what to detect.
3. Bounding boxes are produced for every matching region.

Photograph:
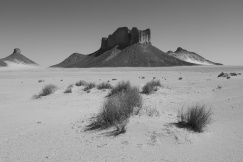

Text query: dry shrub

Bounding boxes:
[97,82,113,90]
[33,84,57,99]
[38,80,44,83]
[142,80,161,95]
[84,82,96,91]
[86,85,142,135]
[75,80,87,86]
[107,81,131,97]
[177,104,212,132]
[64,84,73,93]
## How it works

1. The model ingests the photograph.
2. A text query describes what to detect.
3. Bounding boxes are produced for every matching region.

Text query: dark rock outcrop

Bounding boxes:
[100,27,151,50]
[218,72,241,78]
[13,48,21,54]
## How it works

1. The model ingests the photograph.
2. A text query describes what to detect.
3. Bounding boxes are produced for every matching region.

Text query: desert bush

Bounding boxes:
[84,82,96,91]
[64,84,73,93]
[97,82,113,90]
[38,79,44,83]
[33,84,58,99]
[75,80,87,86]
[177,104,212,132]
[142,80,161,95]
[86,86,142,134]
[107,81,132,97]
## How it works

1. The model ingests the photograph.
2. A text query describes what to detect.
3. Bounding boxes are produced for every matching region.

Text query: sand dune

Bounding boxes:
[0,66,243,161]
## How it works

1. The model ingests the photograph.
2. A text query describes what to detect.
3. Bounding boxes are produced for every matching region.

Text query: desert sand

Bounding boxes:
[0,66,243,162]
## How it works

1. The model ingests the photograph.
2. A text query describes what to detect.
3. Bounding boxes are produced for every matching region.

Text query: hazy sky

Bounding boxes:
[0,0,242,66]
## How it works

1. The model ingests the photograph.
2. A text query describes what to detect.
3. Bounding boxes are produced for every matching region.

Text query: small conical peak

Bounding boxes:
[175,47,188,53]
[13,48,21,54]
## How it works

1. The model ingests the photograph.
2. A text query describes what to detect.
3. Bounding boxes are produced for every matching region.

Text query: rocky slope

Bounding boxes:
[167,47,222,65]
[51,27,194,68]
[0,60,7,66]
[1,48,38,67]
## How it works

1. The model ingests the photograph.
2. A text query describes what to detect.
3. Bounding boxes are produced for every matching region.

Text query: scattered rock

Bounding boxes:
[218,72,241,78]
[217,85,222,89]
[112,78,117,81]
[179,77,182,80]
[141,77,145,79]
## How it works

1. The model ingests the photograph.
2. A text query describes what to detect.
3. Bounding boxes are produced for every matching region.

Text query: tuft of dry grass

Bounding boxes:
[38,80,44,83]
[84,82,96,91]
[64,84,73,93]
[107,81,131,97]
[138,106,160,117]
[97,82,113,90]
[142,80,161,95]
[33,84,58,99]
[86,85,142,135]
[75,80,87,86]
[177,104,212,132]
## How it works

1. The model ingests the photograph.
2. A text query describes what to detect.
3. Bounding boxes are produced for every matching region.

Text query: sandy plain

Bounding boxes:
[0,66,243,162]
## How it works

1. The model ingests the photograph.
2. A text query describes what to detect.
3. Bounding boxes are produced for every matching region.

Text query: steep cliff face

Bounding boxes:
[139,29,151,44]
[101,27,151,50]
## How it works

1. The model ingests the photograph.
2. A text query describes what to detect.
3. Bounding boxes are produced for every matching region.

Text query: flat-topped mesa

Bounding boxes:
[13,48,21,54]
[100,27,151,50]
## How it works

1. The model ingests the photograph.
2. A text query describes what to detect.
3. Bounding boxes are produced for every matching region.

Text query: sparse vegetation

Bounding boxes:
[33,84,58,99]
[64,84,73,93]
[84,82,96,91]
[75,80,87,86]
[86,84,142,135]
[177,104,212,132]
[97,82,113,90]
[142,80,161,95]
[38,80,44,83]
[138,106,160,117]
[107,81,132,97]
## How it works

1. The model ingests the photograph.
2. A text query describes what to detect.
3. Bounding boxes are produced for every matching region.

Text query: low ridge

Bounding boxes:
[167,47,222,65]
[51,27,195,68]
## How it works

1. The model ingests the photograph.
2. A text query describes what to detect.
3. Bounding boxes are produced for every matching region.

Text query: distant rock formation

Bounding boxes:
[167,47,222,65]
[100,27,151,50]
[51,27,195,68]
[0,48,39,66]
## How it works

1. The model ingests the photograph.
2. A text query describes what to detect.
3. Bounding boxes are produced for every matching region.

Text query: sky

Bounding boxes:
[0,0,242,66]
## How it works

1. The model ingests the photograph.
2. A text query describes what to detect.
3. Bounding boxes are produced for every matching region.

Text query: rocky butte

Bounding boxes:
[51,27,220,68]
[100,27,151,50]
